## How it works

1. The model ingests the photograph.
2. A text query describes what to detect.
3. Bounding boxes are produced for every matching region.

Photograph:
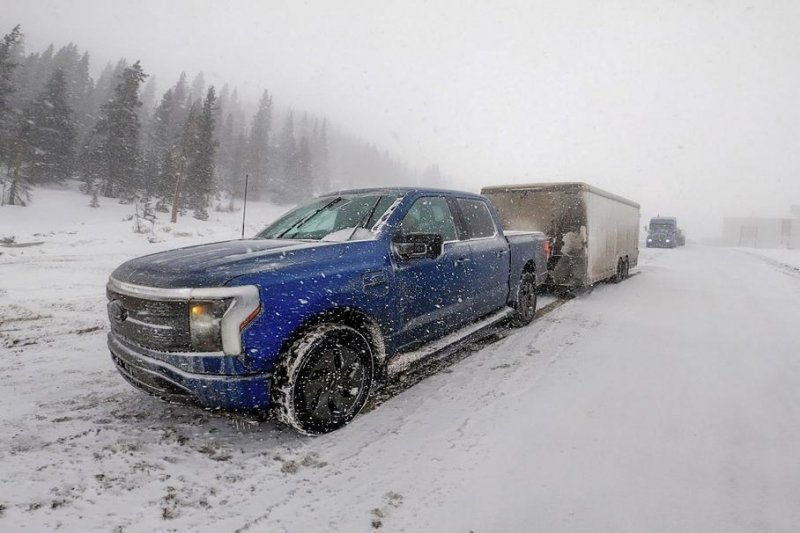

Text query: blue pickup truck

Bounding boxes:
[106,188,548,433]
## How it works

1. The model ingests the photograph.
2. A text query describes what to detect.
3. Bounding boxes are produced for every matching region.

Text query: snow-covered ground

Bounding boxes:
[2,188,800,532]
[739,247,800,274]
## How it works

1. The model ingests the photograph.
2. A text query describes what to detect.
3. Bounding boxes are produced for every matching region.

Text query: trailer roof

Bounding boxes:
[481,182,640,209]
[320,187,484,200]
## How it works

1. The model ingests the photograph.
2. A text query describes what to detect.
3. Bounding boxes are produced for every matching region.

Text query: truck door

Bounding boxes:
[392,196,472,347]
[452,198,509,316]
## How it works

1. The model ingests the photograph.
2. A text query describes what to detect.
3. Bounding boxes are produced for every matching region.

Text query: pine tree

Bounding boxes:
[168,72,189,143]
[74,52,95,142]
[296,135,313,202]
[0,25,23,172]
[23,68,76,183]
[139,75,156,122]
[155,148,177,212]
[0,25,23,115]
[31,44,54,91]
[231,132,246,199]
[246,90,272,199]
[314,117,329,193]
[143,87,175,198]
[190,72,204,102]
[186,86,216,220]
[215,111,235,198]
[85,60,147,199]
[4,113,35,205]
[275,111,297,202]
[170,101,197,222]
[140,76,156,116]
[91,59,126,115]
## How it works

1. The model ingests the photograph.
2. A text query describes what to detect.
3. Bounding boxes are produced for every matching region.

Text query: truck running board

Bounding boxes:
[386,307,514,377]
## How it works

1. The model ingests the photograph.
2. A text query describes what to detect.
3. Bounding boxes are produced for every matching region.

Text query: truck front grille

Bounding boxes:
[107,289,191,352]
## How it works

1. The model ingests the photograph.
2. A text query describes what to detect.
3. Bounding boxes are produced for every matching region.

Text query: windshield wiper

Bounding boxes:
[276,197,343,239]
[345,196,384,241]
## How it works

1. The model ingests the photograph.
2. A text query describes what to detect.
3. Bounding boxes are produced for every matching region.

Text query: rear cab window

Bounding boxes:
[453,198,497,240]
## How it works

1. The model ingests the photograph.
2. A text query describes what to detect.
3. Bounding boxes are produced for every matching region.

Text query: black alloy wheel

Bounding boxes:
[510,272,537,327]
[272,324,374,435]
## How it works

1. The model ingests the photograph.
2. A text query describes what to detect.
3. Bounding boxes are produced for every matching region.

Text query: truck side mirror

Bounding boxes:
[392,233,444,260]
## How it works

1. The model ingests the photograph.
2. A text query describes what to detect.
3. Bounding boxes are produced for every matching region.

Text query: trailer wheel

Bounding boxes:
[614,258,625,283]
[271,323,374,435]
[510,272,537,327]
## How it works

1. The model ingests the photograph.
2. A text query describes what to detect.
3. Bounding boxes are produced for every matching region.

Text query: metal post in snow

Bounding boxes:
[241,174,249,239]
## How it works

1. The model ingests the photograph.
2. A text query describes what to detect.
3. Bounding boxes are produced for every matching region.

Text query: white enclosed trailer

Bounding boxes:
[481,182,640,288]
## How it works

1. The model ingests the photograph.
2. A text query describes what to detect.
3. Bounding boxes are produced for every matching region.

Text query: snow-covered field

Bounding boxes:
[2,187,800,532]
[739,247,800,275]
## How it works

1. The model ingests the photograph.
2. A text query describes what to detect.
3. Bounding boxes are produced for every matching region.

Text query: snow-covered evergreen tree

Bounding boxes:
[246,90,272,199]
[313,117,329,193]
[296,135,313,201]
[0,25,23,172]
[169,100,198,222]
[186,86,217,220]
[23,68,76,183]
[84,60,147,200]
[190,71,204,102]
[275,111,297,202]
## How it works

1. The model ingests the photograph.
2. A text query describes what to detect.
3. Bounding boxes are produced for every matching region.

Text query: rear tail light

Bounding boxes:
[544,239,552,258]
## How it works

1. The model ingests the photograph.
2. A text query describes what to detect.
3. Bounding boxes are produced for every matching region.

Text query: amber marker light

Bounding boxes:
[191,302,213,318]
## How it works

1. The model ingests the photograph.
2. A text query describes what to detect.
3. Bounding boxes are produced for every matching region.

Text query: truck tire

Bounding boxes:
[271,323,374,435]
[623,258,630,279]
[510,272,537,327]
[614,259,625,283]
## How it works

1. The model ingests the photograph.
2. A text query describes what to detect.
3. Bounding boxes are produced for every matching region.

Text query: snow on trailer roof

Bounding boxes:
[481,182,640,209]
[320,187,485,199]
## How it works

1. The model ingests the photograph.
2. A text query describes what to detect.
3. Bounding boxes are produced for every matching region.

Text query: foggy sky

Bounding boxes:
[4,0,800,238]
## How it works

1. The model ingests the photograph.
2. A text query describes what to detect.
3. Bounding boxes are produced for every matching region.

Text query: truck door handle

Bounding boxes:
[496,249,508,257]
[455,257,471,265]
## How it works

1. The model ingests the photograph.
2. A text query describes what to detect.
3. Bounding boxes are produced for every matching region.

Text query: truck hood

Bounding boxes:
[110,238,341,288]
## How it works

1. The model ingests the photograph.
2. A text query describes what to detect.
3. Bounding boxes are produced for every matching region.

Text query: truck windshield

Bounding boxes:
[650,223,675,231]
[257,192,404,241]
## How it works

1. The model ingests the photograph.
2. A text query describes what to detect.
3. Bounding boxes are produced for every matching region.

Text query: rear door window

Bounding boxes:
[454,199,497,239]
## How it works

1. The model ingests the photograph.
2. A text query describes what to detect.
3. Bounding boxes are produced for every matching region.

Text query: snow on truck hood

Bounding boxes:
[110,238,341,288]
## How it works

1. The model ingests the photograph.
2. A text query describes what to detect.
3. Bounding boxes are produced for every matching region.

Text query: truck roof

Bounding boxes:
[481,181,640,209]
[321,187,486,200]
[650,217,677,224]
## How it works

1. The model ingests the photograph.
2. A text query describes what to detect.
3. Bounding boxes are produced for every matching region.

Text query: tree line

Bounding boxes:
[0,25,440,218]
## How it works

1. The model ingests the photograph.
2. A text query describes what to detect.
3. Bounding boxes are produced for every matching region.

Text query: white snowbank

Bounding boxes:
[739,247,800,272]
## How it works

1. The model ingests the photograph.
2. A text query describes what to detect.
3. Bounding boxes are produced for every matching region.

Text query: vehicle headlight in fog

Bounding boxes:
[666,239,670,243]
[647,238,652,242]
[190,300,230,352]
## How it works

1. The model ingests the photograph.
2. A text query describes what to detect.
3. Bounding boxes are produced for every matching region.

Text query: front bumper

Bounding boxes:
[108,332,271,410]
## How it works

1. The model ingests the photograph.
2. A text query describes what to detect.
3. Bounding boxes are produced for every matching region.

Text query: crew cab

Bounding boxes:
[106,188,548,433]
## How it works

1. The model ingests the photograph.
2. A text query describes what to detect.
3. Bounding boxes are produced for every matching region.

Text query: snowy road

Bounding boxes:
[2,244,800,532]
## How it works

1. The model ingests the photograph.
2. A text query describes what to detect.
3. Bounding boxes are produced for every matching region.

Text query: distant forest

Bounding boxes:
[0,25,445,218]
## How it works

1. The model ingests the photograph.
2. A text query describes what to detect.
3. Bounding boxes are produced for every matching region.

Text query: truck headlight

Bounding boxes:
[187,286,261,354]
[666,239,670,243]
[189,300,230,352]
[647,238,652,242]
